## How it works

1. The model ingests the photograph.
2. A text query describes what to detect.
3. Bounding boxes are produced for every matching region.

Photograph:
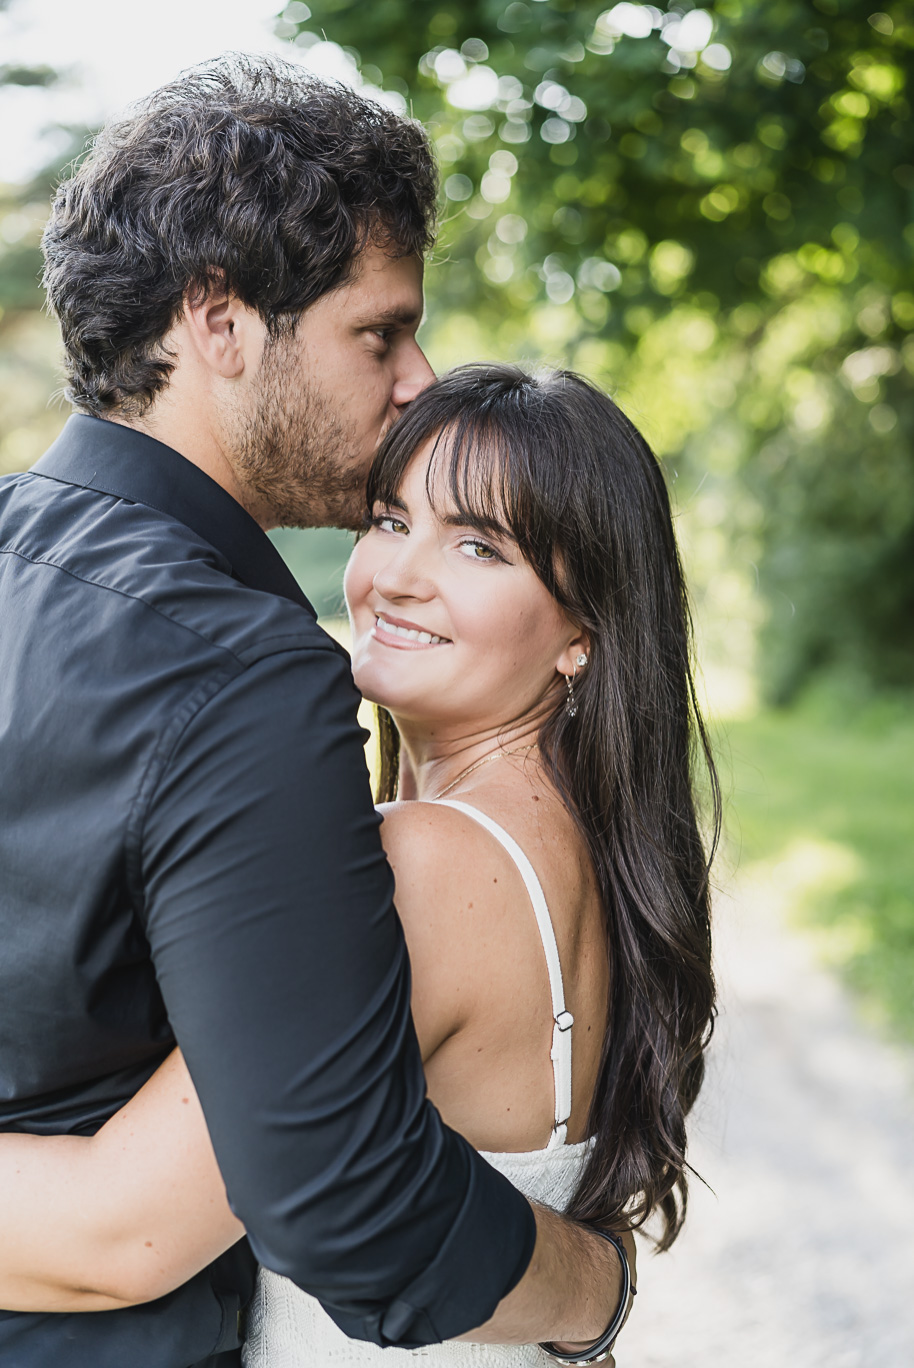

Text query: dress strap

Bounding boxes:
[434,799,572,1148]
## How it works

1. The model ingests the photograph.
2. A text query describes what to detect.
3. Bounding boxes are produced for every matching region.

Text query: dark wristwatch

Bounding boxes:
[539,1229,635,1366]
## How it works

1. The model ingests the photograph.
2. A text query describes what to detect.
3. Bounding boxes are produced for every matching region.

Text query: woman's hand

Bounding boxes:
[0,1050,243,1311]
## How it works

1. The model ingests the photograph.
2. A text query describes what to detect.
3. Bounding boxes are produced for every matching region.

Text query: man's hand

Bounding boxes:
[457,1205,637,1348]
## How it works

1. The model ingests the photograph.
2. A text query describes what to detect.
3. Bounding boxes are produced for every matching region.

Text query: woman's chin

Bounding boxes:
[352,674,436,726]
[350,666,407,715]
[352,651,433,717]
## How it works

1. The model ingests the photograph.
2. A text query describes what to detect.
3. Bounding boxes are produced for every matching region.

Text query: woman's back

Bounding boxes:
[389,766,608,1153]
[243,761,610,1367]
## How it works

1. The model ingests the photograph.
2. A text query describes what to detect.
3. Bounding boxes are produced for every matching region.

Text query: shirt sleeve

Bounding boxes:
[135,643,536,1347]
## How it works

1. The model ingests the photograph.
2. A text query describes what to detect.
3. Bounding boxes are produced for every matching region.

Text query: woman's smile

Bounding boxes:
[372,612,452,649]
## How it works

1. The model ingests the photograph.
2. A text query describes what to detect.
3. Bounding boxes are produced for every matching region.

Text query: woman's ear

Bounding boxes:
[556,631,592,680]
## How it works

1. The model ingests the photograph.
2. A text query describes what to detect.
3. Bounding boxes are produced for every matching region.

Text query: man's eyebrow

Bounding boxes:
[355,304,423,328]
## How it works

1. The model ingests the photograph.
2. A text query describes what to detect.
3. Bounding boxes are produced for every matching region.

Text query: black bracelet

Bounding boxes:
[539,1228,635,1366]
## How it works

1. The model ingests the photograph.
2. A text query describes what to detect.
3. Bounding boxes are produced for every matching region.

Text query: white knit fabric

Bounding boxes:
[243,802,592,1368]
[242,1139,593,1368]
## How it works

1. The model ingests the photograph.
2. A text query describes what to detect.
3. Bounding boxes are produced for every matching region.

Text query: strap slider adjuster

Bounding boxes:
[555,1010,574,1032]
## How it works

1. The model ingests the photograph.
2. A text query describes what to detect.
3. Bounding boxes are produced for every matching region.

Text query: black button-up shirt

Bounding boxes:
[0,415,535,1368]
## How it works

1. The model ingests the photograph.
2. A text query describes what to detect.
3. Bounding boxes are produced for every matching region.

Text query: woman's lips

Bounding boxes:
[371,613,451,649]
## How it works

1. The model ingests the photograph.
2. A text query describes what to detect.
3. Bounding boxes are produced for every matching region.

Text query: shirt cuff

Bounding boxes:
[322,1140,537,1349]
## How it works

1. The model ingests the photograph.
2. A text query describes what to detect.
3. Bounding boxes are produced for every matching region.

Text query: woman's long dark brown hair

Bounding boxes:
[366,363,720,1249]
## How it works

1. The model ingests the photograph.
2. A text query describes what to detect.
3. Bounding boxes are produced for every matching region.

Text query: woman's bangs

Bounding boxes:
[365,371,564,578]
[425,419,528,545]
[368,412,535,547]
[366,431,414,521]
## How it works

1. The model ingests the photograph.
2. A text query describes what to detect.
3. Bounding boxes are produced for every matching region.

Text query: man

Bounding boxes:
[0,57,629,1367]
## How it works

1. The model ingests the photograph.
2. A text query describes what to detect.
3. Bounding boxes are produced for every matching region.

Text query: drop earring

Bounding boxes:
[565,673,577,718]
[565,654,587,718]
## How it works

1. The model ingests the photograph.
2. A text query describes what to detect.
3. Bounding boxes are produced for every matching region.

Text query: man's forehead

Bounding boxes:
[344,245,425,318]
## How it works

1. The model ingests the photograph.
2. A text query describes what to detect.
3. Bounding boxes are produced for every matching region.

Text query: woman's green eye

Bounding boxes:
[460,539,498,560]
[373,514,408,534]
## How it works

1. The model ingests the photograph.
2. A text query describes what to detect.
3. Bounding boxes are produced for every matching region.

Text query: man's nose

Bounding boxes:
[391,342,436,410]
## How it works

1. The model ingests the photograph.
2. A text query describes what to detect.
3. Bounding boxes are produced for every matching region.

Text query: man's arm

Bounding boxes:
[0,1054,630,1345]
[0,639,629,1342]
[466,1208,636,1348]
[138,643,536,1346]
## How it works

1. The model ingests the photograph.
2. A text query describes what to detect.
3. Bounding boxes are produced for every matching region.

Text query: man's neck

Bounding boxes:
[105,407,270,529]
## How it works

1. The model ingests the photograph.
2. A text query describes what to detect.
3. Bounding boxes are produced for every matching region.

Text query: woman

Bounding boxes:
[0,364,719,1363]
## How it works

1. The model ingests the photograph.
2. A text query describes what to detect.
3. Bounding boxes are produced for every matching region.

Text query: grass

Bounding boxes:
[714,691,914,1041]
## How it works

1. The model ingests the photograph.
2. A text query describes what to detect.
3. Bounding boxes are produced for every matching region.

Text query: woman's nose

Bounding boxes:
[372,538,436,603]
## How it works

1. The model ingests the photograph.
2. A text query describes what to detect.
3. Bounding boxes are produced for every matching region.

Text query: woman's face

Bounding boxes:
[345,436,585,736]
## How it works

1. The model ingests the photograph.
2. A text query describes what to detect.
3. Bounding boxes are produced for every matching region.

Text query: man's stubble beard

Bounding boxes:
[229,333,370,533]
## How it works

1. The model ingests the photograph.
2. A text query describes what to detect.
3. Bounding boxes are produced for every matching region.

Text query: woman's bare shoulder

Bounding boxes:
[378,797,498,861]
[376,793,586,918]
[375,800,541,1059]
[377,799,528,926]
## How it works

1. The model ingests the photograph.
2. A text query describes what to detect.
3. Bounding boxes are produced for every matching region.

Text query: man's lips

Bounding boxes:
[371,613,451,649]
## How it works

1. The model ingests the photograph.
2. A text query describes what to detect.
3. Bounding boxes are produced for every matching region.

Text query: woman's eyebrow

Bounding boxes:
[440,510,514,539]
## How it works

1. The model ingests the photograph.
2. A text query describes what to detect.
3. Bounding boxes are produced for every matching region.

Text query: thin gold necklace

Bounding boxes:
[428,744,539,803]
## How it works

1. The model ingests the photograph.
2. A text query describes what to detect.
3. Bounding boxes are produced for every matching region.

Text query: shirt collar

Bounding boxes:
[32,413,316,615]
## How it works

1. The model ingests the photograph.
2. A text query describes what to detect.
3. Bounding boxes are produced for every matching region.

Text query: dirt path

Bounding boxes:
[616,873,914,1368]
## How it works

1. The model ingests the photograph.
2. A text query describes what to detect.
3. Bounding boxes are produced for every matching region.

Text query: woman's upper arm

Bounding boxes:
[0,1050,243,1312]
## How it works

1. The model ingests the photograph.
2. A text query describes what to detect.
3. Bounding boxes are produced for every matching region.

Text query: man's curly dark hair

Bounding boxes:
[42,55,438,418]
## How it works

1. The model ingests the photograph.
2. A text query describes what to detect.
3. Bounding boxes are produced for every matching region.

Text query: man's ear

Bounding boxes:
[182,275,264,380]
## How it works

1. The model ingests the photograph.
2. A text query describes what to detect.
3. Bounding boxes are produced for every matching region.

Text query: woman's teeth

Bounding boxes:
[376,615,445,645]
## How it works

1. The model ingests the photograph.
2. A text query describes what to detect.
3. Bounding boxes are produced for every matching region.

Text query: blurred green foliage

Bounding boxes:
[0,59,62,313]
[283,0,913,699]
[722,690,914,1038]
[0,59,88,475]
[269,525,354,614]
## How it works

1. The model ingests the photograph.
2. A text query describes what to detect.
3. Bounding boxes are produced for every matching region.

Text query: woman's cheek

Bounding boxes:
[343,542,374,616]
[470,588,521,650]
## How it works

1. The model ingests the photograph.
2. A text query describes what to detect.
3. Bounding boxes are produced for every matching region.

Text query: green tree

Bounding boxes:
[0,45,94,474]
[283,0,914,697]
[0,57,59,315]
